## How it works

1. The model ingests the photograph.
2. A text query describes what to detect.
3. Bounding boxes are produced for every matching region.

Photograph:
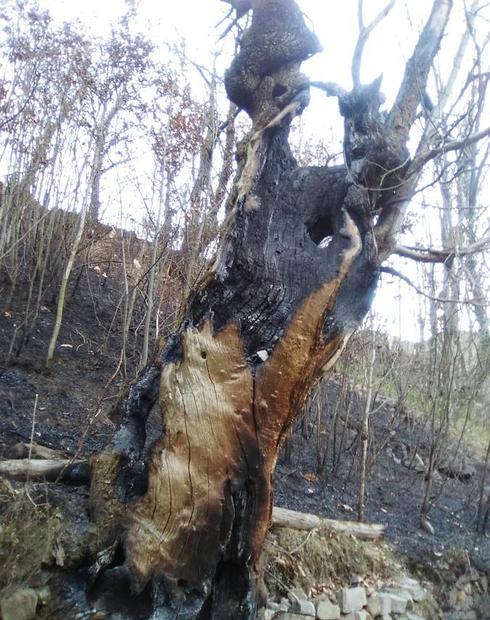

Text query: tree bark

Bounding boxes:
[46,1,453,618]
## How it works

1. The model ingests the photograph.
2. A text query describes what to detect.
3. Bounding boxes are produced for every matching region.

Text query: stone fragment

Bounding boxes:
[289,597,315,616]
[256,349,269,361]
[257,609,275,620]
[342,612,372,620]
[0,588,38,620]
[268,600,289,612]
[288,588,309,604]
[336,587,367,613]
[382,592,407,614]
[388,588,413,610]
[316,599,341,620]
[369,592,392,616]
[366,593,381,617]
[397,577,426,602]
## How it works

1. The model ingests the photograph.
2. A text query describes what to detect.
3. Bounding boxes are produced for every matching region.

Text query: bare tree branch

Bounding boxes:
[380,266,489,305]
[352,0,397,89]
[412,126,490,169]
[395,234,490,263]
[374,0,454,258]
[388,0,453,148]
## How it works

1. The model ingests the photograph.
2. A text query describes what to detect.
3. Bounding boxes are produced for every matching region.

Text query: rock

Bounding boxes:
[382,592,407,614]
[289,598,315,616]
[256,349,269,362]
[342,612,372,620]
[336,587,367,613]
[257,609,275,620]
[366,593,391,617]
[288,588,309,604]
[287,588,314,616]
[366,594,380,617]
[397,577,426,602]
[268,601,289,612]
[388,588,413,610]
[316,599,341,620]
[0,588,38,620]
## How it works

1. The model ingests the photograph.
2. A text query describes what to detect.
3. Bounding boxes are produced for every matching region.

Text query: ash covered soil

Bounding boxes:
[274,383,489,572]
[0,270,489,575]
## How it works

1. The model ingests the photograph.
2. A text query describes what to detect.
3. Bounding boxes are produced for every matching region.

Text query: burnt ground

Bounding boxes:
[0,268,489,579]
[0,268,129,458]
[275,386,490,574]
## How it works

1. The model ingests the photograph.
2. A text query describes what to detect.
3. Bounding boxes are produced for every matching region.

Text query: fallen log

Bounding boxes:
[10,441,66,460]
[271,506,385,540]
[0,457,383,538]
[0,458,89,484]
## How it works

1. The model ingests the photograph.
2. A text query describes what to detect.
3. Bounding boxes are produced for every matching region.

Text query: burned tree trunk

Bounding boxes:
[48,1,453,618]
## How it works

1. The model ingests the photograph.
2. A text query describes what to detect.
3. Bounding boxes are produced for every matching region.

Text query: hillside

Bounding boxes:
[1,257,489,618]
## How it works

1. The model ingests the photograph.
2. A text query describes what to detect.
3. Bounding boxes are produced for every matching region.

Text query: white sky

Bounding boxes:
[26,1,490,341]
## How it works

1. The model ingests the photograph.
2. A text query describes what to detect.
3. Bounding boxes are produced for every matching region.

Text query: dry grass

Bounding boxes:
[0,479,61,596]
[263,524,404,599]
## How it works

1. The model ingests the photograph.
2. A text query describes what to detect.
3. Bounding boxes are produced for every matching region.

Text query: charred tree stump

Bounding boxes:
[46,1,453,618]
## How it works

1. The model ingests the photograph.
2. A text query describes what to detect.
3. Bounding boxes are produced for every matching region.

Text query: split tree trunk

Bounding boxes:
[47,1,452,618]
